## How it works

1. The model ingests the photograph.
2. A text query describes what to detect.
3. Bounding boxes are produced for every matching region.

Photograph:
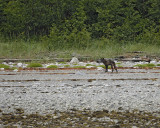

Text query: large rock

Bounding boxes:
[17,63,23,67]
[70,57,79,64]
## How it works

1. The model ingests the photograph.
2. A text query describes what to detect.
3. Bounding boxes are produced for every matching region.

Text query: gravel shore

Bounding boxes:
[0,68,160,115]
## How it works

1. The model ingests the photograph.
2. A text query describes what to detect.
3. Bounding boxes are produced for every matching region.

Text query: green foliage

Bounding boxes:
[157,64,160,66]
[48,25,91,49]
[27,63,43,68]
[0,0,160,59]
[0,0,160,44]
[1,0,53,38]
[47,65,58,69]
[0,64,10,69]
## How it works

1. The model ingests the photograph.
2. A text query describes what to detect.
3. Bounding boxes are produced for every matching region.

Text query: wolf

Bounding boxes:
[97,58,118,72]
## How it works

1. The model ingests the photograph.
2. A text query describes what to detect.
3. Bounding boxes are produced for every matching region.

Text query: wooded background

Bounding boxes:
[0,0,160,48]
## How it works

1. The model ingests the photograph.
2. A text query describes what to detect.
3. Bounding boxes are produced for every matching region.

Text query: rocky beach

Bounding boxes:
[0,59,160,127]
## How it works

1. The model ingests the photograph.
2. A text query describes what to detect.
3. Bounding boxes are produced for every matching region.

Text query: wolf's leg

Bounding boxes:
[105,65,108,72]
[111,65,114,72]
[114,64,118,72]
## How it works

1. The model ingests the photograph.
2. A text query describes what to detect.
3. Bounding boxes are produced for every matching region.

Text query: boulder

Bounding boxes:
[17,63,23,67]
[70,57,79,64]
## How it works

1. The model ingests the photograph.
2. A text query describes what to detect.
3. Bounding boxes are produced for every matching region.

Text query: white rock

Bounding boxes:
[132,126,138,128]
[150,60,156,63]
[22,64,27,68]
[90,62,97,65]
[0,68,4,71]
[79,62,86,66]
[9,62,13,65]
[13,69,18,72]
[70,57,79,64]
[86,66,94,68]
[17,63,23,67]
[2,62,7,65]
[10,65,14,68]
[97,67,104,71]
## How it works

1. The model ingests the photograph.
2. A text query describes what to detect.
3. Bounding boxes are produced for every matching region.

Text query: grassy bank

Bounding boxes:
[0,39,160,60]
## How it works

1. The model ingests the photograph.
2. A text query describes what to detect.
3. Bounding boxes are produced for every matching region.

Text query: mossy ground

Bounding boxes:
[0,64,10,69]
[47,65,58,69]
[0,108,159,128]
[27,63,43,68]
[134,63,156,68]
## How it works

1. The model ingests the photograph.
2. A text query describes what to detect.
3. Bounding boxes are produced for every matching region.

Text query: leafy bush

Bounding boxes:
[0,64,10,69]
[27,63,43,68]
[47,65,58,69]
[157,64,160,66]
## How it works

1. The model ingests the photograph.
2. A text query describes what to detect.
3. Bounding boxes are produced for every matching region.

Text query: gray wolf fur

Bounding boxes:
[97,58,118,72]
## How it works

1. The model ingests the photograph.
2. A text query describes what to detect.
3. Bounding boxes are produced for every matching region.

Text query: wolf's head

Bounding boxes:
[97,58,105,63]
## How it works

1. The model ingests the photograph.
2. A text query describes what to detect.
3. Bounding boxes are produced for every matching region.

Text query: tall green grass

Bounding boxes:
[0,38,160,60]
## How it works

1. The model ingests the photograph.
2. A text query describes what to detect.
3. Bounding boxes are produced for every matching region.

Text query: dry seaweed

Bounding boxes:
[0,108,160,128]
